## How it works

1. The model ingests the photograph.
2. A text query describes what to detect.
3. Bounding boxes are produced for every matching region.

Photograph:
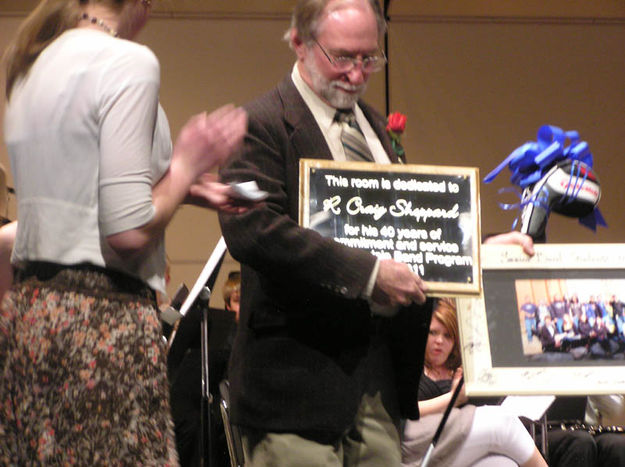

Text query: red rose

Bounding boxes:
[386,112,407,134]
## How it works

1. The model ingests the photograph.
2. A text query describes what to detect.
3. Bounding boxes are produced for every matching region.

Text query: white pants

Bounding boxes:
[448,406,535,467]
[471,455,518,466]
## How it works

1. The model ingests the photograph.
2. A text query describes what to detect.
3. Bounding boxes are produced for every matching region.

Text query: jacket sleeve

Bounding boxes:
[218,98,377,301]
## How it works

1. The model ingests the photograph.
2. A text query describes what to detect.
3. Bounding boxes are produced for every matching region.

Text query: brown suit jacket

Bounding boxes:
[218,75,432,436]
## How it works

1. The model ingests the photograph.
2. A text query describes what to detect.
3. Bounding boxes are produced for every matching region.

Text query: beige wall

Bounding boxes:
[391,17,625,244]
[1,4,624,305]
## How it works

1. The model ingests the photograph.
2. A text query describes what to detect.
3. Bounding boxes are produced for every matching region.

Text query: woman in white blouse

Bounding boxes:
[1,0,247,464]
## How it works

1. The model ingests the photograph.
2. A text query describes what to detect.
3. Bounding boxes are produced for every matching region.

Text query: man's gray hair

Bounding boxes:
[284,0,386,46]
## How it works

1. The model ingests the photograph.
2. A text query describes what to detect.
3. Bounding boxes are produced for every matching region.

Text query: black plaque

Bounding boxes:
[299,159,481,296]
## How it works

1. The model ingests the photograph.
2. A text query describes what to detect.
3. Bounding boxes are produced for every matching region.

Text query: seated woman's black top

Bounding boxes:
[418,373,452,401]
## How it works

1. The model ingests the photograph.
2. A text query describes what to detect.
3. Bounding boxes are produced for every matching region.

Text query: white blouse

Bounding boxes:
[4,28,172,292]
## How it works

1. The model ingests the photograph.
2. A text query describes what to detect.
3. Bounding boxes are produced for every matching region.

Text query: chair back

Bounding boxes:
[219,379,245,467]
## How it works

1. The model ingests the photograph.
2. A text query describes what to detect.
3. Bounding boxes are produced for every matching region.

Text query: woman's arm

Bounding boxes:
[418,392,459,417]
[107,105,247,257]
[94,48,247,259]
[0,221,17,299]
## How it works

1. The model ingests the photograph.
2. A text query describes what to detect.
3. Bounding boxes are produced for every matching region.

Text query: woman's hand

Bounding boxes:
[451,367,468,406]
[186,173,258,214]
[172,104,248,179]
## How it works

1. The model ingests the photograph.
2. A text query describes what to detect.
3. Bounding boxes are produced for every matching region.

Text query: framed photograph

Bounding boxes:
[458,243,625,396]
[299,159,482,296]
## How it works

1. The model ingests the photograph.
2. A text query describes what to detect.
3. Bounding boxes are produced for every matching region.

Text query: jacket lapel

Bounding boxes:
[277,77,333,161]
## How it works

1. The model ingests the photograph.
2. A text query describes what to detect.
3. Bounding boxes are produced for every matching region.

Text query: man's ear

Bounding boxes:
[291,29,306,59]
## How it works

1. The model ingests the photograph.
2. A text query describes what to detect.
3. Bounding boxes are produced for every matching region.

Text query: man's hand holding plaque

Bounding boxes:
[372,259,427,307]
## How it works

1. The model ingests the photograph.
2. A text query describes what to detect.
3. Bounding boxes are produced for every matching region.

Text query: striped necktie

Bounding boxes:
[335,110,374,162]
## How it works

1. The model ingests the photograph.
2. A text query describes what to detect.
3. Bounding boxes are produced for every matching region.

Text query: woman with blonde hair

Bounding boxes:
[1,0,247,463]
[401,299,548,467]
[222,270,241,320]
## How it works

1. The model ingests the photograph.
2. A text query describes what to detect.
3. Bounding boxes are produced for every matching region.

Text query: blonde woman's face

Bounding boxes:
[227,290,240,322]
[426,317,454,368]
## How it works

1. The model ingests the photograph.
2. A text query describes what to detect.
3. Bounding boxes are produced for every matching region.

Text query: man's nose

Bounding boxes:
[346,63,367,85]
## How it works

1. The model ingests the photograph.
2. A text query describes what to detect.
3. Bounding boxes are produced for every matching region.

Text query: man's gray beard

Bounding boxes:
[306,59,367,109]
[321,82,366,109]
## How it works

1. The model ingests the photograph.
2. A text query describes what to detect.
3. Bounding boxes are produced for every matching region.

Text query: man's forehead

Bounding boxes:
[319,0,375,29]
[316,1,379,48]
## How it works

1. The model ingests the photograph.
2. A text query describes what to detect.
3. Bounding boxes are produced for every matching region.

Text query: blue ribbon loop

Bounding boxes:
[484,125,606,232]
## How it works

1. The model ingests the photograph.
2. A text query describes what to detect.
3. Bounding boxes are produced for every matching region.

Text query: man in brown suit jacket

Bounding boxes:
[218,1,431,465]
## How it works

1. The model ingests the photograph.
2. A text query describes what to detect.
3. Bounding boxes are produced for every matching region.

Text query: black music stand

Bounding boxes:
[170,238,228,467]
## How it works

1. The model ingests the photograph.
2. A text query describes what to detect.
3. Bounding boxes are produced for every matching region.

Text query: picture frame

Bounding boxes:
[458,243,625,396]
[299,159,482,296]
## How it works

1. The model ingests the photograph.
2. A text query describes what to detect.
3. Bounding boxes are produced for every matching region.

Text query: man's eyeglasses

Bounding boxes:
[314,39,387,73]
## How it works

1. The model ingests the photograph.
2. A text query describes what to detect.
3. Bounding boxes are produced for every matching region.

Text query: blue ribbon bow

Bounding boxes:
[484,125,607,232]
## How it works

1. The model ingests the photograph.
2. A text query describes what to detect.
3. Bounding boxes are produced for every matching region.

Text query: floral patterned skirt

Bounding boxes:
[0,263,179,466]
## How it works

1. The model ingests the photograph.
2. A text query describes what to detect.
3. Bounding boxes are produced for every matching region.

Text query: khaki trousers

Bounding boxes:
[240,338,401,467]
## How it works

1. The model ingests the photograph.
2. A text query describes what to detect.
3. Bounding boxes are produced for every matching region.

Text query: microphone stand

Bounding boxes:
[421,376,464,467]
[197,286,213,467]
[383,0,391,116]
